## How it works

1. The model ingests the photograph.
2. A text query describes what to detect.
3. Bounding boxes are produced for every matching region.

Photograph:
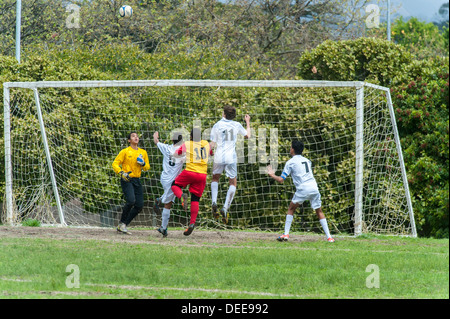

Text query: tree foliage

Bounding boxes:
[367,16,449,60]
[0,0,371,78]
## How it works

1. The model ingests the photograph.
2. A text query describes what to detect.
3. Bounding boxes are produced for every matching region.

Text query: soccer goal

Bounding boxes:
[2,80,416,237]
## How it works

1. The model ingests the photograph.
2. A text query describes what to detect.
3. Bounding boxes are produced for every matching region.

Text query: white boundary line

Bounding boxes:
[85,283,306,298]
[0,276,317,298]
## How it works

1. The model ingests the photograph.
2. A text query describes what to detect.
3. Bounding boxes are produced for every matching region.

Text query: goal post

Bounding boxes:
[32,88,66,226]
[354,85,365,237]
[2,80,416,237]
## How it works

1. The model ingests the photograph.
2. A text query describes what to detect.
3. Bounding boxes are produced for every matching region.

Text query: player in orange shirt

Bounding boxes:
[171,127,213,236]
[112,132,150,234]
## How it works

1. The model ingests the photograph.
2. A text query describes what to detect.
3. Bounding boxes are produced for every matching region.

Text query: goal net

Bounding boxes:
[2,80,416,236]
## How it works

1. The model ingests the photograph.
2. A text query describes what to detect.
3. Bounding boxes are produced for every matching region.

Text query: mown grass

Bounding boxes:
[0,231,448,299]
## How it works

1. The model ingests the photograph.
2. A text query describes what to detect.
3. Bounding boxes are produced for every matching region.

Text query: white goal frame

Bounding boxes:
[3,80,417,237]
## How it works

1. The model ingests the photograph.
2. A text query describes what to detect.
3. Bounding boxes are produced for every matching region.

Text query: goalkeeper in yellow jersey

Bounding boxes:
[112,132,150,234]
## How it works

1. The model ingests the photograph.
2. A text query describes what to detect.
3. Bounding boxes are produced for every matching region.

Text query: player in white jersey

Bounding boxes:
[267,140,335,242]
[153,131,185,237]
[210,105,251,224]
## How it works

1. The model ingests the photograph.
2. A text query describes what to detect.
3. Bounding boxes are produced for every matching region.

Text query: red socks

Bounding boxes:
[171,185,183,199]
[171,185,199,225]
[189,201,199,225]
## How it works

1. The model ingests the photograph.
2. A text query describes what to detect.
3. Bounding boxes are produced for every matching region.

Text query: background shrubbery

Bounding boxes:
[0,49,362,233]
[298,38,449,238]
[0,1,448,237]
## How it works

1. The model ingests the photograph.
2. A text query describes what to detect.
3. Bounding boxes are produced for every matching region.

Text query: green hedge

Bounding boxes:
[2,44,401,234]
[298,37,449,238]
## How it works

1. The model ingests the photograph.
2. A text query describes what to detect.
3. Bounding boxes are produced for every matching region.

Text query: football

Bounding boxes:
[119,5,133,18]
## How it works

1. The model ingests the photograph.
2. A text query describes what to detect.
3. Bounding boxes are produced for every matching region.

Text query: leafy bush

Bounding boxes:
[298,38,449,238]
[1,44,405,234]
[392,65,449,238]
[297,37,415,87]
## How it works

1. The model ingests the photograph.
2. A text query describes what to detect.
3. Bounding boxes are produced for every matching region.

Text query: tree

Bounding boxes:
[0,0,67,56]
[435,2,449,29]
[0,0,372,78]
[367,16,448,59]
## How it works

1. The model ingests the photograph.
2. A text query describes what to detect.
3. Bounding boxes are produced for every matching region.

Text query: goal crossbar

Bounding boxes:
[4,80,373,90]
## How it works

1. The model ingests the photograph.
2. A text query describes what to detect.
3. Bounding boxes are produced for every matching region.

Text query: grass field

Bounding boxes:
[0,225,448,301]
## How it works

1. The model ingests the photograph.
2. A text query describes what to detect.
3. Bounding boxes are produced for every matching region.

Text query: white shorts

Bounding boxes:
[291,183,322,210]
[212,162,237,179]
[160,180,176,204]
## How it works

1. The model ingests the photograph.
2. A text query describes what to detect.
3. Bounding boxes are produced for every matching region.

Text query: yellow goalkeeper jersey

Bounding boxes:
[112,147,150,178]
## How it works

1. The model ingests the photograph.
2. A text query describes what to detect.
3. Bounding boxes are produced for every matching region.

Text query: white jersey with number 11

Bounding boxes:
[210,118,247,164]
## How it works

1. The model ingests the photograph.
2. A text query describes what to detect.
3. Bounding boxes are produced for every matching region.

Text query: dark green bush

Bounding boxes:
[298,38,449,238]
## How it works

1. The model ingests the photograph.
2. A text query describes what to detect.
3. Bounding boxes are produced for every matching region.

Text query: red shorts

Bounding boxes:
[173,170,207,198]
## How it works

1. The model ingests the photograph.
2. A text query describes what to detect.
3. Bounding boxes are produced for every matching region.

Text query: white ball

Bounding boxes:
[119,5,133,18]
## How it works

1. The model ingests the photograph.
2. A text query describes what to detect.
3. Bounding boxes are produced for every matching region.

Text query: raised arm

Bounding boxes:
[266,165,284,184]
[244,114,251,139]
[153,131,159,145]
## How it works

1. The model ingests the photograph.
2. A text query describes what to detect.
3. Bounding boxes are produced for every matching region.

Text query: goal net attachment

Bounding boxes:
[2,80,417,237]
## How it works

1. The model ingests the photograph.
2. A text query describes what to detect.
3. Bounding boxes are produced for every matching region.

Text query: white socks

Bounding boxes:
[283,216,332,239]
[320,218,332,239]
[284,214,294,235]
[212,183,237,213]
[223,185,236,212]
[211,182,218,204]
[161,208,170,229]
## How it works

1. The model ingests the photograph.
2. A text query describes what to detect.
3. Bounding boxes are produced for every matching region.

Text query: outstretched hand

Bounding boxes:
[153,131,159,144]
